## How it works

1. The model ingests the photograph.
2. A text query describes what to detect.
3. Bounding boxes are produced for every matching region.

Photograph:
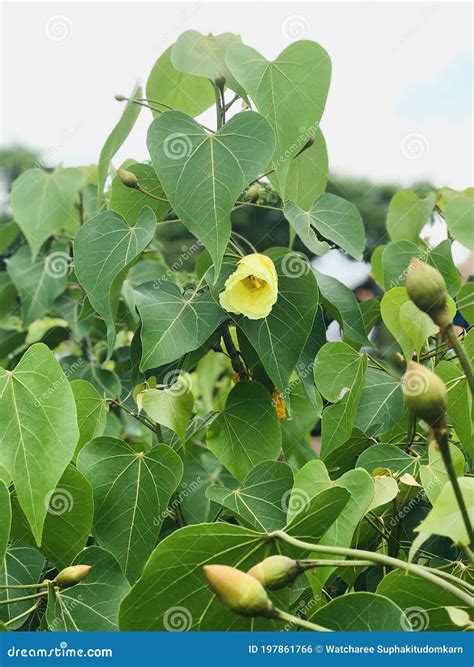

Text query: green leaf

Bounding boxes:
[399,300,438,357]
[420,441,465,505]
[214,253,318,393]
[109,163,169,225]
[457,283,474,324]
[320,355,367,458]
[314,342,361,402]
[367,475,399,511]
[0,546,45,629]
[147,110,274,275]
[0,481,11,563]
[74,207,156,357]
[77,437,182,581]
[119,524,278,631]
[444,196,474,250]
[71,380,108,458]
[357,443,418,476]
[226,41,331,192]
[354,367,406,437]
[139,380,194,444]
[386,190,435,243]
[46,546,130,631]
[5,243,68,327]
[286,194,364,261]
[415,477,473,546]
[277,130,328,209]
[435,361,472,458]
[281,382,322,457]
[283,486,350,544]
[207,381,282,482]
[171,31,247,99]
[284,201,330,256]
[378,570,471,631]
[427,239,461,297]
[147,45,215,117]
[312,592,408,631]
[206,460,293,531]
[136,281,224,370]
[0,343,79,544]
[10,168,83,259]
[96,85,142,210]
[315,271,369,346]
[12,464,93,570]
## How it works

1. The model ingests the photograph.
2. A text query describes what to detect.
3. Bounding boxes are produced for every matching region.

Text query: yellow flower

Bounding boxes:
[219,253,278,320]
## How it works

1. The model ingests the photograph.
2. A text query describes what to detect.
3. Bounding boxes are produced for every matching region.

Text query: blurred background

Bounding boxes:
[1,0,473,285]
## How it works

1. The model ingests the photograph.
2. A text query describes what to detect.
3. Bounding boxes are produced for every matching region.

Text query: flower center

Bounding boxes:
[242,275,266,291]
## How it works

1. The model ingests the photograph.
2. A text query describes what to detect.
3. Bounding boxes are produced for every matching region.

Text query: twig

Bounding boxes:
[221,323,247,380]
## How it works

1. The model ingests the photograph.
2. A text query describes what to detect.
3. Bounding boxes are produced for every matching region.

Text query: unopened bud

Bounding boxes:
[405,259,450,327]
[114,94,127,102]
[247,556,300,590]
[402,361,448,427]
[244,184,260,203]
[203,564,274,617]
[117,168,139,190]
[213,74,226,90]
[55,565,92,588]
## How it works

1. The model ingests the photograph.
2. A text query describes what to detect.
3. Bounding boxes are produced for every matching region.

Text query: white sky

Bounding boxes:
[1,0,472,189]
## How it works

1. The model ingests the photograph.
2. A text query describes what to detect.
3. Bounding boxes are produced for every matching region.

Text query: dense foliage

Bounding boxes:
[0,31,473,633]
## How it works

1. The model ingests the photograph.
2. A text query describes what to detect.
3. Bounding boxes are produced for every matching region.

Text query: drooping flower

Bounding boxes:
[219,253,278,320]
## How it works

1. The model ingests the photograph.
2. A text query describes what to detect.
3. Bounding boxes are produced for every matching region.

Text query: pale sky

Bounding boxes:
[1,0,472,189]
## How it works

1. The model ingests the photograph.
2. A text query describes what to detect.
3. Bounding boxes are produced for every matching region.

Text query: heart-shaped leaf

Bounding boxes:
[207,381,281,482]
[206,460,293,531]
[136,281,225,370]
[139,380,194,444]
[0,343,79,544]
[74,207,156,357]
[285,193,365,260]
[77,437,183,581]
[147,110,275,274]
[46,546,130,631]
[226,41,331,192]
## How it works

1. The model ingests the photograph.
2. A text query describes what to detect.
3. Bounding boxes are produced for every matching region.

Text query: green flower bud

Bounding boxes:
[203,564,274,617]
[405,259,450,327]
[244,184,260,203]
[247,555,301,590]
[213,74,226,90]
[402,361,448,427]
[55,565,92,588]
[114,94,127,102]
[117,168,139,190]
